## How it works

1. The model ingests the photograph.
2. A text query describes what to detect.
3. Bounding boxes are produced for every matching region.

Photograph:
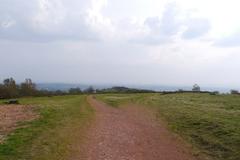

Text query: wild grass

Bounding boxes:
[98,93,240,160]
[97,93,138,107]
[0,95,94,160]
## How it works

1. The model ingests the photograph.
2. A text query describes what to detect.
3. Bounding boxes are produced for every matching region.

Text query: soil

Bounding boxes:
[0,105,38,143]
[74,96,197,160]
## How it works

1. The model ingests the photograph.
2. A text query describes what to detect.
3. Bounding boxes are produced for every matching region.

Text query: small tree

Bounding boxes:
[20,79,37,96]
[3,77,19,98]
[69,87,82,95]
[192,84,200,92]
[84,86,95,94]
[230,90,239,95]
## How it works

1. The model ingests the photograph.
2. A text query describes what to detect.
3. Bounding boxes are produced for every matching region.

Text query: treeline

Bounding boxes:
[160,90,219,95]
[0,78,37,99]
[96,86,155,94]
[5,78,237,99]
[0,77,157,99]
[0,78,95,99]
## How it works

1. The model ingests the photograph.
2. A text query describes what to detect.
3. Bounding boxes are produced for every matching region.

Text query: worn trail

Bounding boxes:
[77,96,196,160]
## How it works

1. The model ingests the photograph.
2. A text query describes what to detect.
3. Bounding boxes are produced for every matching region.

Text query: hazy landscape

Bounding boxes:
[36,83,231,93]
[1,0,240,160]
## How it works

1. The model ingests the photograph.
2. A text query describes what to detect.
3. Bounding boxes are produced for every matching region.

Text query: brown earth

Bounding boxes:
[72,96,197,160]
[0,105,38,143]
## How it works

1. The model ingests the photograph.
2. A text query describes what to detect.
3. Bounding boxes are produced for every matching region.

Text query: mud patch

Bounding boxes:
[0,105,38,143]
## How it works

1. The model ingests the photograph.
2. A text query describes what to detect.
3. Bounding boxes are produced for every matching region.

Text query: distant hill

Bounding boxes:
[36,83,230,93]
[98,86,155,93]
[36,83,90,91]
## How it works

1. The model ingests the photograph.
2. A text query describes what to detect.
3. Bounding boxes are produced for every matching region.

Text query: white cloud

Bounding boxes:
[1,0,240,88]
[86,0,115,40]
[214,32,240,47]
[33,0,67,30]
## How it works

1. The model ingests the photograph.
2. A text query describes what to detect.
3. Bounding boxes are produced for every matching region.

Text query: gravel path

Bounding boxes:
[78,96,196,160]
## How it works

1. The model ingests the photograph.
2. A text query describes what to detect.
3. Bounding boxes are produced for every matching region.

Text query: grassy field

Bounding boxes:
[98,93,240,160]
[1,93,239,160]
[0,95,94,160]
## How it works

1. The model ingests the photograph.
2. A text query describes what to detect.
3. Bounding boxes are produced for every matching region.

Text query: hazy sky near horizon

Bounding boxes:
[1,0,240,87]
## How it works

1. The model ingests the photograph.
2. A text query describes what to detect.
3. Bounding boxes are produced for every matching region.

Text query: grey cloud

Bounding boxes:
[0,0,99,42]
[159,3,180,36]
[144,17,161,32]
[132,3,211,45]
[144,3,180,36]
[0,40,152,84]
[182,18,211,39]
[135,3,180,45]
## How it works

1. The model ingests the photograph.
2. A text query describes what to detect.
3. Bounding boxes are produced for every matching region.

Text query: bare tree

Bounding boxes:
[20,79,37,96]
[192,84,200,92]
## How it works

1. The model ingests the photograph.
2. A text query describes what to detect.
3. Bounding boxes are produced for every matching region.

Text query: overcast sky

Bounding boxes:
[1,0,240,87]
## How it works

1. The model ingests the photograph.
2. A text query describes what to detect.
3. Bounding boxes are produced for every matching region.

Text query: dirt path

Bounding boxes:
[77,96,197,160]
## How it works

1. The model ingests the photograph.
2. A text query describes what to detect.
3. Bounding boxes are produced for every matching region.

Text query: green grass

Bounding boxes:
[97,93,240,160]
[0,95,94,160]
[97,94,137,107]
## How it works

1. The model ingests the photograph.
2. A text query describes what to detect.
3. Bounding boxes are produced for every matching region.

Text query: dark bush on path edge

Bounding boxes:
[4,99,19,104]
